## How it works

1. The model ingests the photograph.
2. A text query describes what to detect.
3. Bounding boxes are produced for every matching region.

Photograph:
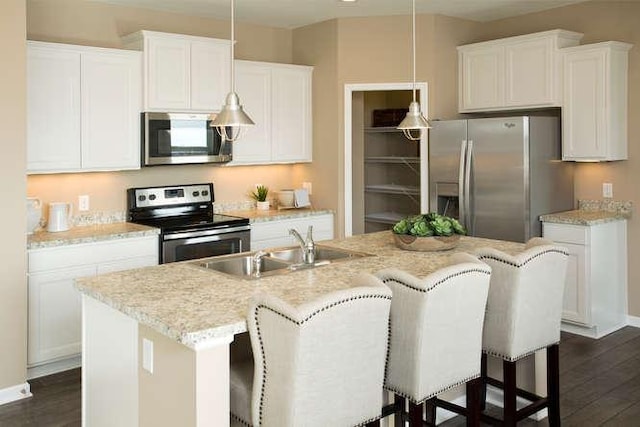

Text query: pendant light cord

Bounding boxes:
[230,0,235,93]
[411,0,416,103]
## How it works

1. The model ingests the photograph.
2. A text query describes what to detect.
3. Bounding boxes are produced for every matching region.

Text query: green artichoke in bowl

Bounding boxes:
[392,213,466,237]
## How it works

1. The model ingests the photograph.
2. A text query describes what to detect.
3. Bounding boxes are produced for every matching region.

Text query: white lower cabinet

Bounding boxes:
[28,236,158,372]
[542,220,627,338]
[251,214,334,251]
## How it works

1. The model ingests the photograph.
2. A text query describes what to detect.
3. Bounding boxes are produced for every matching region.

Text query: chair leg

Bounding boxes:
[394,394,406,427]
[425,397,436,425]
[480,353,488,411]
[466,378,481,427]
[366,420,381,427]
[408,400,422,427]
[547,344,561,427]
[503,359,517,427]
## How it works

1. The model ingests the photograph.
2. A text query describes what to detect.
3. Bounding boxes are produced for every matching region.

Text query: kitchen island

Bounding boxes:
[75,231,524,427]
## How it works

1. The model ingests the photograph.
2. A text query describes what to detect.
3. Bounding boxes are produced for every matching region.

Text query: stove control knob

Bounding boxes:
[202,190,209,196]
[149,194,157,201]
[192,191,200,197]
[138,195,146,202]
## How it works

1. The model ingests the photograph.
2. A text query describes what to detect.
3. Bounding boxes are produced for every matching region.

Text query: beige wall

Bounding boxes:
[25,0,303,215]
[471,0,640,315]
[1,0,27,390]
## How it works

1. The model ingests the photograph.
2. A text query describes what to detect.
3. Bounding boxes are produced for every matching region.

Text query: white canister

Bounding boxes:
[47,202,73,232]
[27,197,42,234]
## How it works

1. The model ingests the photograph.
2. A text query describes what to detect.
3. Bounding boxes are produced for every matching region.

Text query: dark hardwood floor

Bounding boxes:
[3,327,640,426]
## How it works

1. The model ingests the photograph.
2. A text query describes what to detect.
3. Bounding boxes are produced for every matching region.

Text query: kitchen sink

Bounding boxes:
[197,254,291,279]
[193,245,372,279]
[267,245,369,265]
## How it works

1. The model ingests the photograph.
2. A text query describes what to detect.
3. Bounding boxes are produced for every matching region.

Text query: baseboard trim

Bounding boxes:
[627,315,640,328]
[0,382,32,406]
[27,356,81,380]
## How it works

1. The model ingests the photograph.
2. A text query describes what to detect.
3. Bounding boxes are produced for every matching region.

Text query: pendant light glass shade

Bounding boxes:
[398,0,431,141]
[211,0,254,142]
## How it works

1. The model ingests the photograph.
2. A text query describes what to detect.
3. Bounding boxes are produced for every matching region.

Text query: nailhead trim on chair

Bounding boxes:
[381,268,490,404]
[484,341,561,362]
[253,293,392,427]
[231,412,253,427]
[477,248,568,268]
[382,268,491,294]
[384,373,481,405]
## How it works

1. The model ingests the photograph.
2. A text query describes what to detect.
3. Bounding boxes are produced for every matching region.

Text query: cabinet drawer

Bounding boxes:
[29,236,158,272]
[542,222,588,245]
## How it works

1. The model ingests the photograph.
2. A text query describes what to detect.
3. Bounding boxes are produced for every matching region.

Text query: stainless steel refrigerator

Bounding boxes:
[429,116,574,243]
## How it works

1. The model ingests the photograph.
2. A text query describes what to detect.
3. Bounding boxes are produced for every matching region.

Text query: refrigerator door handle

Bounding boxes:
[464,140,474,234]
[458,140,467,228]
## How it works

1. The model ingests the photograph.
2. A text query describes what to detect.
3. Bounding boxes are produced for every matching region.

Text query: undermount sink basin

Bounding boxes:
[193,245,372,279]
[197,254,290,279]
[267,245,369,265]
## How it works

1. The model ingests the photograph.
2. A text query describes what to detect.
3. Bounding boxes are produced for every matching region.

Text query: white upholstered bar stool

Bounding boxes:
[375,253,492,427]
[474,238,569,426]
[229,273,392,427]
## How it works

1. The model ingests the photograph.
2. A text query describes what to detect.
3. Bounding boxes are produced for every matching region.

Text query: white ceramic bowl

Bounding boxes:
[276,190,295,208]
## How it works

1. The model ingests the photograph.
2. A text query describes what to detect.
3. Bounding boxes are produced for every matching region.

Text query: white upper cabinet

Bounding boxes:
[27,41,142,174]
[562,42,632,161]
[122,31,230,112]
[458,30,583,112]
[231,60,313,165]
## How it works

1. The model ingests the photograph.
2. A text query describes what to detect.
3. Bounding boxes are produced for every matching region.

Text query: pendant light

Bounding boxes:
[211,0,254,142]
[397,0,431,141]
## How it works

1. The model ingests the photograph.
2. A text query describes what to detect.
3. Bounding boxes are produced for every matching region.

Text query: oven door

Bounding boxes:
[161,225,250,263]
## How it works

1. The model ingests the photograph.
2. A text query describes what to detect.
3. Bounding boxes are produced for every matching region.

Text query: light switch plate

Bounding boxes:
[142,338,153,374]
[302,181,312,195]
[603,183,613,198]
[78,195,90,211]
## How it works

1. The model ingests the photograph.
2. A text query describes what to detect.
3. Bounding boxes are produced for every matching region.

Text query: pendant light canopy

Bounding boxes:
[211,0,254,142]
[397,0,431,141]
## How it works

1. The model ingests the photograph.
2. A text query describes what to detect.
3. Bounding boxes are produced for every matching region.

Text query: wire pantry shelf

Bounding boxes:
[365,212,406,225]
[365,184,420,195]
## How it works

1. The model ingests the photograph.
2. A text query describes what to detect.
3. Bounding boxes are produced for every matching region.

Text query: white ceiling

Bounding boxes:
[91,0,594,29]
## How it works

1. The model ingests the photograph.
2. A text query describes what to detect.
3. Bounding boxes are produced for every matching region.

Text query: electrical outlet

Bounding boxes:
[78,195,90,211]
[302,181,312,195]
[603,183,613,198]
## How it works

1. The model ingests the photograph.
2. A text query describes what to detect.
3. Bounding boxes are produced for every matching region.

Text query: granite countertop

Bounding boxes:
[225,208,334,223]
[28,222,160,250]
[75,231,523,349]
[540,199,632,226]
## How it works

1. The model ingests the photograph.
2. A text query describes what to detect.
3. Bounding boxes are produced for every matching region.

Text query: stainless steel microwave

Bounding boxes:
[142,112,232,166]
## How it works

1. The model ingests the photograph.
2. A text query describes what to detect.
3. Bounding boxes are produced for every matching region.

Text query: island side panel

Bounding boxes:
[82,295,139,427]
[138,324,232,427]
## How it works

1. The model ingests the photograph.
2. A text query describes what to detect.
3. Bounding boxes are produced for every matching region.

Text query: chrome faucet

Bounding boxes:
[289,225,315,265]
[252,250,267,277]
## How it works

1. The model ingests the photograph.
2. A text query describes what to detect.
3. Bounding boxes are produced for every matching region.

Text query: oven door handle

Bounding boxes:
[163,225,251,241]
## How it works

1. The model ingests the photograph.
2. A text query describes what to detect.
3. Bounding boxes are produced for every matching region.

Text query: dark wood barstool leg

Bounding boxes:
[366,420,381,427]
[547,344,561,427]
[394,394,406,427]
[480,353,488,411]
[503,359,517,427]
[409,400,423,427]
[425,397,437,426]
[466,378,481,427]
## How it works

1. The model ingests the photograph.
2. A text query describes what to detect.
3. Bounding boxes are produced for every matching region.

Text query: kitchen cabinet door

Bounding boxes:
[28,265,95,366]
[458,45,504,112]
[505,37,555,107]
[271,66,312,162]
[27,46,81,172]
[559,242,589,325]
[232,61,273,164]
[146,36,190,110]
[81,51,142,170]
[251,214,334,251]
[190,40,230,111]
[562,42,631,161]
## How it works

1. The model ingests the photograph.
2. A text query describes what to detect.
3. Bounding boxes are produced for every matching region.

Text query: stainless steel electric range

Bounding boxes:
[127,183,250,264]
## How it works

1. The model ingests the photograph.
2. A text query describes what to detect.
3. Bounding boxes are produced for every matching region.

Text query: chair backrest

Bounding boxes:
[247,273,392,427]
[474,238,569,361]
[376,253,492,403]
